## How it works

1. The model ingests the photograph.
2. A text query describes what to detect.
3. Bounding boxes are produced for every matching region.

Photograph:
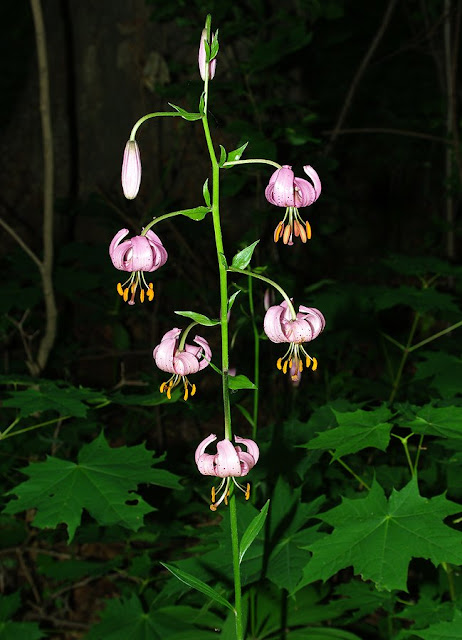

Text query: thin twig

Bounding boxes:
[0,217,42,269]
[30,0,57,375]
[16,548,41,603]
[325,0,399,154]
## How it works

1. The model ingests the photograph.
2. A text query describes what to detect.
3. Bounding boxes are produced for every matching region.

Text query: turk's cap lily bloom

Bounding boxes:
[109,228,168,305]
[265,165,321,245]
[264,300,325,380]
[195,434,259,510]
[121,140,142,200]
[153,328,211,400]
[198,28,217,81]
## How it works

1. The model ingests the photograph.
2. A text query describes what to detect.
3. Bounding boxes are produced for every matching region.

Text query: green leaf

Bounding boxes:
[414,352,462,398]
[296,478,462,592]
[304,405,393,459]
[227,290,241,313]
[226,142,248,164]
[199,92,205,116]
[373,286,460,314]
[174,206,210,221]
[229,374,256,390]
[219,145,227,167]
[210,31,219,59]
[3,382,106,418]
[383,254,462,278]
[240,500,270,563]
[219,252,228,269]
[235,403,255,429]
[403,405,462,440]
[231,240,259,270]
[160,562,234,612]
[168,102,202,121]
[411,609,462,639]
[0,621,44,640]
[202,178,211,208]
[174,311,220,326]
[4,432,181,541]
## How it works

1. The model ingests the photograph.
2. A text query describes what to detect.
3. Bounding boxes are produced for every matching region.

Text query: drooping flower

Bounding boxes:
[198,28,217,81]
[121,140,142,200]
[265,165,321,244]
[153,328,211,400]
[264,300,325,380]
[109,228,168,305]
[195,434,259,510]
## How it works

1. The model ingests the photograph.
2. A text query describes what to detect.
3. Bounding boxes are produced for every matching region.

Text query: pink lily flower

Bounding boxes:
[198,28,217,81]
[121,140,142,200]
[264,300,325,380]
[109,228,168,305]
[265,165,321,245]
[153,328,211,400]
[195,434,259,510]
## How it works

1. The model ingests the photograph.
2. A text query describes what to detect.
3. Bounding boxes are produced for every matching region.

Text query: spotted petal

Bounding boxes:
[235,435,260,464]
[214,439,242,476]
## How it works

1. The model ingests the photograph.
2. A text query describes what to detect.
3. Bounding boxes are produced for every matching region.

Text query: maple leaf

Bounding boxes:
[295,478,462,592]
[304,405,393,459]
[4,432,181,541]
[411,609,462,639]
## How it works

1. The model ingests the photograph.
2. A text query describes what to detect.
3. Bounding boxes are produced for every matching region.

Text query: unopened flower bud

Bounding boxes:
[198,29,217,81]
[121,140,141,200]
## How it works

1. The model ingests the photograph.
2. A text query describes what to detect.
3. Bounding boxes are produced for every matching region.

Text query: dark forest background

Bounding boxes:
[1,0,461,638]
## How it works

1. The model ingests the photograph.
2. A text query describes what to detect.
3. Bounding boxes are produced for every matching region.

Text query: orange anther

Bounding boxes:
[211,487,216,502]
[245,483,250,500]
[274,221,284,242]
[147,287,155,301]
[123,288,129,302]
[191,383,197,396]
[117,282,124,296]
[299,359,303,372]
[140,289,145,303]
[306,221,312,240]
[276,357,283,371]
[283,224,292,245]
[167,387,172,400]
[298,223,307,243]
[312,357,318,371]
[160,382,167,393]
[293,220,300,237]
[282,360,288,374]
[183,385,189,401]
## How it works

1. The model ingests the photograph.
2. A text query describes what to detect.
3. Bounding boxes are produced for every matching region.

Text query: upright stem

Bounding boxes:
[201,21,242,636]
[248,275,260,439]
[30,0,57,375]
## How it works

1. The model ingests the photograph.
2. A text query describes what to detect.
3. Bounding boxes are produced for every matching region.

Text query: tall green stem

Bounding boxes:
[248,275,260,439]
[201,20,242,636]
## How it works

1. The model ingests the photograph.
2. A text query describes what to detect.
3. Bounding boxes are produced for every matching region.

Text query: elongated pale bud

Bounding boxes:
[198,29,217,81]
[121,140,141,199]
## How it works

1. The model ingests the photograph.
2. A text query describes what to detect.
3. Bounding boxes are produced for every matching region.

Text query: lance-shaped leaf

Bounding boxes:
[296,478,462,593]
[203,178,211,207]
[240,500,270,563]
[174,311,220,326]
[219,145,227,167]
[160,563,234,612]
[227,290,241,313]
[229,374,256,390]
[168,102,202,121]
[304,405,393,460]
[4,432,181,541]
[231,241,259,270]
[226,142,249,164]
[173,206,210,221]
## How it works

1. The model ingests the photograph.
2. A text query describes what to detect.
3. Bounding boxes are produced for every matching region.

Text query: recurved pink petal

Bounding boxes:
[110,239,133,271]
[128,236,156,271]
[215,440,241,476]
[264,305,287,343]
[196,453,217,475]
[267,165,296,207]
[122,140,141,200]
[194,433,217,464]
[284,318,313,343]
[298,307,326,336]
[234,435,259,464]
[193,335,212,370]
[293,177,316,207]
[109,228,129,257]
[173,351,201,376]
[153,337,177,373]
[145,230,168,270]
[160,328,182,342]
[303,165,321,200]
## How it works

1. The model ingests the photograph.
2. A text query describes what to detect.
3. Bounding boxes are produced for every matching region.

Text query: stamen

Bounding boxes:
[184,384,189,401]
[277,357,283,370]
[306,356,311,368]
[312,357,318,371]
[224,490,230,506]
[131,283,136,293]
[210,504,217,511]
[306,221,312,240]
[123,288,129,302]
[299,359,303,372]
[140,289,145,303]
[283,224,292,245]
[245,483,250,500]
[298,223,307,243]
[191,383,196,396]
[293,220,300,237]
[147,284,154,301]
[167,386,172,400]
[288,359,293,368]
[117,282,124,296]
[211,486,216,502]
[160,382,167,393]
[282,360,289,374]
[274,221,284,242]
